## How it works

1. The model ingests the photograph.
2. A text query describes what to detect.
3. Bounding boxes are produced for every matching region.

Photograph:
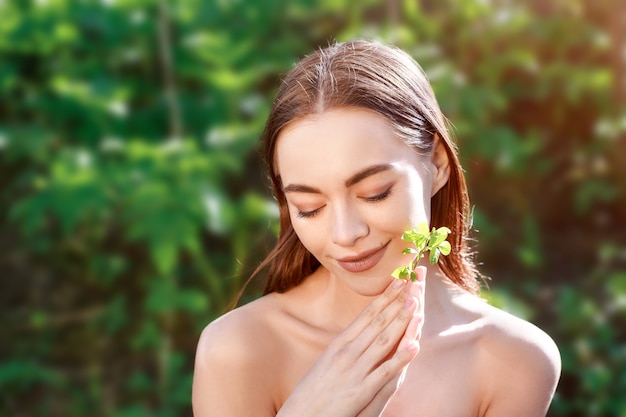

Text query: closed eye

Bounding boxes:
[297,206,324,219]
[363,187,392,203]
[295,187,391,218]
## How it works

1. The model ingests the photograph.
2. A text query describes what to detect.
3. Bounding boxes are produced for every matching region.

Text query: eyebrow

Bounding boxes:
[283,163,394,194]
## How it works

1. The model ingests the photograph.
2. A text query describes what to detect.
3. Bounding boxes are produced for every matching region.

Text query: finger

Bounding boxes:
[345,280,414,360]
[356,268,425,373]
[357,367,407,417]
[357,293,417,368]
[396,305,423,353]
[359,340,420,410]
[335,278,410,345]
[397,267,426,351]
[321,279,410,377]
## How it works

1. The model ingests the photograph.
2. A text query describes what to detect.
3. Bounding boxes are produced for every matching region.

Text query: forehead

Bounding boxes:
[275,108,414,180]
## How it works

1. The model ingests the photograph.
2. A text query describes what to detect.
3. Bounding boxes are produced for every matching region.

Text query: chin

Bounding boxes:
[346,272,394,297]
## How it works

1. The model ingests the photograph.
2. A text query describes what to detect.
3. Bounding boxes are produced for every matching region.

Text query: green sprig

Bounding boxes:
[391,222,452,281]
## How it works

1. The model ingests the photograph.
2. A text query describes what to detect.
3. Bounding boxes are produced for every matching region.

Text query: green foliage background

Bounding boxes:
[1,0,624,416]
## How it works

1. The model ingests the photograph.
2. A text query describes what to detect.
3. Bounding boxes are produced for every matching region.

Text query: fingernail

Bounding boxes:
[392,279,404,289]
[415,266,426,282]
[406,340,420,353]
[403,296,415,310]
[409,282,420,297]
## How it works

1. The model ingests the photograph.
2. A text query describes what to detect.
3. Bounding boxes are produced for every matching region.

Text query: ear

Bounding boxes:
[430,133,450,197]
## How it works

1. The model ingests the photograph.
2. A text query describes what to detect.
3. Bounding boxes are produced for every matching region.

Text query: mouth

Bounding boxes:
[336,241,390,273]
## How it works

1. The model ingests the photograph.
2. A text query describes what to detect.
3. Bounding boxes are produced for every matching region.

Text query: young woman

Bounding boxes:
[192,40,561,416]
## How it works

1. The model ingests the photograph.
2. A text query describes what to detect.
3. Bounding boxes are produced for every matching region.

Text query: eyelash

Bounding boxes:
[364,187,392,202]
[296,188,392,219]
[297,208,322,219]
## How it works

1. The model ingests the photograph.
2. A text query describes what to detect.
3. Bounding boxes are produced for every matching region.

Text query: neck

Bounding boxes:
[420,263,470,339]
[302,264,469,337]
[299,267,379,332]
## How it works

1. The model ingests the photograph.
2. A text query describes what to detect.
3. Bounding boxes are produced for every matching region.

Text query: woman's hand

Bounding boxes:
[277,267,426,417]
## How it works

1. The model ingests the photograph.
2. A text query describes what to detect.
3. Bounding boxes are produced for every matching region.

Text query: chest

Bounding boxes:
[274,332,484,417]
[382,349,482,417]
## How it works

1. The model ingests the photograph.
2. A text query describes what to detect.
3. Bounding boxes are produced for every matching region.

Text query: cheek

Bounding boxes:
[401,179,432,227]
[290,216,325,257]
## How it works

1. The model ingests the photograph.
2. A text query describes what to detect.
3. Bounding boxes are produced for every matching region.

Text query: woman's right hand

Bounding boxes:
[276,267,426,417]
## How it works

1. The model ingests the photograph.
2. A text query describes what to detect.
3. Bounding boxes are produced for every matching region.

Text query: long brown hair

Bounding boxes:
[254,39,479,295]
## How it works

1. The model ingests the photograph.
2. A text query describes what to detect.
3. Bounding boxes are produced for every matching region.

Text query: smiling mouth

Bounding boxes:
[336,241,390,273]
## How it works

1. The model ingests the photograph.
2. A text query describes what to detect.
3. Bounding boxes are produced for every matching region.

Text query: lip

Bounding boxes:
[336,241,390,273]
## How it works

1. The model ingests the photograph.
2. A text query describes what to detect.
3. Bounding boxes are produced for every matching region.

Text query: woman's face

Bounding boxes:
[275,108,439,296]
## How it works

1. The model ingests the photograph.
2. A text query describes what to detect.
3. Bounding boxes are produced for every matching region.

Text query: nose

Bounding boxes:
[330,203,369,247]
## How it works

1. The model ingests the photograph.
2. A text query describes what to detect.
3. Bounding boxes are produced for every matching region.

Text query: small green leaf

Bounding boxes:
[436,226,452,235]
[417,222,430,234]
[391,266,410,279]
[401,230,419,242]
[429,231,447,247]
[401,247,417,255]
[439,241,451,255]
[429,248,440,264]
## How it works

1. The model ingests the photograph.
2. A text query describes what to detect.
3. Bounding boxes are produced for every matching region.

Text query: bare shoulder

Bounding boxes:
[462,294,561,416]
[472,296,560,364]
[195,295,279,364]
[192,295,283,417]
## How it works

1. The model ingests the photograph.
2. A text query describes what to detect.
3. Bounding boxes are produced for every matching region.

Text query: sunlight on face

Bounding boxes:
[275,108,437,295]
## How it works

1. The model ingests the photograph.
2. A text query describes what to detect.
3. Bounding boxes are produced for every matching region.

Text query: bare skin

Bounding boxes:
[193,264,560,416]
[192,109,561,416]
